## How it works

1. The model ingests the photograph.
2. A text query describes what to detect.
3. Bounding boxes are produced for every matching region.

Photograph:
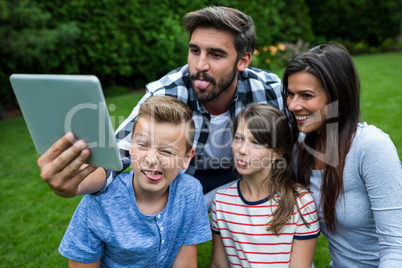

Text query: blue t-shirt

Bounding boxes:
[59,170,212,267]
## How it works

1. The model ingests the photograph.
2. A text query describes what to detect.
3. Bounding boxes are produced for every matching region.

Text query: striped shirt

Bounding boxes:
[210,180,320,267]
[103,64,283,191]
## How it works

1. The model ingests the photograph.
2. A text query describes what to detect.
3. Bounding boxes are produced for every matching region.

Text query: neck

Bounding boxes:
[203,80,237,115]
[133,177,169,215]
[240,174,271,202]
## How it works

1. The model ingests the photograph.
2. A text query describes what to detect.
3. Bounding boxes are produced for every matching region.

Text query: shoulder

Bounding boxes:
[216,181,238,195]
[238,67,283,110]
[355,122,391,142]
[353,122,396,153]
[172,173,204,199]
[295,189,315,206]
[145,65,191,96]
[214,181,239,201]
[95,171,132,201]
[241,67,282,84]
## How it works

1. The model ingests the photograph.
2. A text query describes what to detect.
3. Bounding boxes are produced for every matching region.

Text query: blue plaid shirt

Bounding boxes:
[104,64,283,190]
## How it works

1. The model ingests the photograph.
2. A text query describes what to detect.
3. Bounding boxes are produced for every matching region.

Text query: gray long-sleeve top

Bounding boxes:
[309,122,402,268]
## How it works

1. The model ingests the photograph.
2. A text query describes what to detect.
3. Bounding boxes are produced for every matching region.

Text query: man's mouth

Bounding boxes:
[194,79,211,90]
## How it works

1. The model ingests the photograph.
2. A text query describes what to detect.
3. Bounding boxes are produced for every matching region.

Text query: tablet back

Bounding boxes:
[10,74,123,171]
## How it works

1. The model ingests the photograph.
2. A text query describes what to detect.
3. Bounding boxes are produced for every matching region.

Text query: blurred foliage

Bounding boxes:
[306,0,402,49]
[0,0,400,110]
[251,40,310,70]
[0,0,313,109]
[0,0,80,106]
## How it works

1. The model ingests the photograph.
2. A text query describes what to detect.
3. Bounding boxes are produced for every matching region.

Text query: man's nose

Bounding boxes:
[195,53,209,73]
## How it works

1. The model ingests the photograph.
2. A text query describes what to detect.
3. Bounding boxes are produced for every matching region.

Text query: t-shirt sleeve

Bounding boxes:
[293,192,320,240]
[182,182,212,246]
[210,195,220,234]
[58,195,105,263]
[357,127,402,267]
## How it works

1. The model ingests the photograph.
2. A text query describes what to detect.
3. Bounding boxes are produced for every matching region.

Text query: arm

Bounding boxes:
[69,260,100,268]
[289,238,317,268]
[210,233,230,268]
[358,128,402,267]
[171,245,197,268]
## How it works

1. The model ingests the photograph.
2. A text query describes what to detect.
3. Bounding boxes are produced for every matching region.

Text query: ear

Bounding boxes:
[273,149,285,160]
[237,52,252,72]
[181,148,195,170]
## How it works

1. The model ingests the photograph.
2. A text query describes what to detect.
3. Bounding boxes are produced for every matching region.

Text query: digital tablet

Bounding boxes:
[10,74,123,171]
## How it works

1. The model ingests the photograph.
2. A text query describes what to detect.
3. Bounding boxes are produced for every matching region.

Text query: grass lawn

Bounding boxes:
[0,51,401,267]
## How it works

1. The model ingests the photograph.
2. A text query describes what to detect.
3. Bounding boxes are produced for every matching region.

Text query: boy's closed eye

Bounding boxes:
[160,149,177,156]
[134,142,148,149]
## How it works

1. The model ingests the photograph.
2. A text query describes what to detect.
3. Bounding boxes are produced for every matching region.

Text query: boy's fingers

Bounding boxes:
[59,149,91,179]
[38,132,75,167]
[50,164,98,198]
[39,137,89,187]
[69,164,98,188]
[51,139,88,175]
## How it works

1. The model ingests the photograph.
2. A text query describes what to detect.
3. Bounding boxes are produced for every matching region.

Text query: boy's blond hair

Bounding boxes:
[133,96,195,153]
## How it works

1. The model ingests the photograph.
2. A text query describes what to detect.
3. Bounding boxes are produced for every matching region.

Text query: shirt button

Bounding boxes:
[157,214,161,219]
[162,240,165,244]
[160,227,164,231]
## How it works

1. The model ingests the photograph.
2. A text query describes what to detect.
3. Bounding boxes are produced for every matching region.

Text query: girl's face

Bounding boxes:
[286,72,329,134]
[232,119,277,179]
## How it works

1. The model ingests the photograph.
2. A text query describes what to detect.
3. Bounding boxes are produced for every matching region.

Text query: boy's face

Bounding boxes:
[130,116,195,197]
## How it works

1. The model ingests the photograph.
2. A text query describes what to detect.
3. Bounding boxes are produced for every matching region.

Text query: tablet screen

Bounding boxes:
[10,74,123,171]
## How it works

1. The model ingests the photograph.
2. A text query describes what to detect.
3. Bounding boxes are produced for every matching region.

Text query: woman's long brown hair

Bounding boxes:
[282,44,360,233]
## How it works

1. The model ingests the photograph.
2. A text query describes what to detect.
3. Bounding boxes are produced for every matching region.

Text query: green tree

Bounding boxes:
[0,0,80,107]
[306,0,401,46]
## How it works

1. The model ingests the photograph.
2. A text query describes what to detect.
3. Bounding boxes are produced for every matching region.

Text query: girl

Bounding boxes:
[283,43,402,267]
[210,103,320,267]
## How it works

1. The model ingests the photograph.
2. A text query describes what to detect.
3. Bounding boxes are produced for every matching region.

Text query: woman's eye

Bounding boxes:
[302,94,313,99]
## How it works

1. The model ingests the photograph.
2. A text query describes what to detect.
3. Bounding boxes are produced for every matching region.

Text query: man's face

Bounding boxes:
[130,117,195,197]
[188,27,240,103]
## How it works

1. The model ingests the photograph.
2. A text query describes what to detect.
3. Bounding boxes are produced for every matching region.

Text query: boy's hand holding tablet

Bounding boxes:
[10,74,122,197]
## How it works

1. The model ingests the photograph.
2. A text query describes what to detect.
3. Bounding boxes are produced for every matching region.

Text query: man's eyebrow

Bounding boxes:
[189,43,199,49]
[188,43,228,56]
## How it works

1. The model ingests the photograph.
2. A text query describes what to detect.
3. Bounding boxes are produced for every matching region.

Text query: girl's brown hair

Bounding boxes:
[233,103,309,235]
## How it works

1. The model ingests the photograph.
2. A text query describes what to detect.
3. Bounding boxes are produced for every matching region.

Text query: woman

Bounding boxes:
[283,43,402,267]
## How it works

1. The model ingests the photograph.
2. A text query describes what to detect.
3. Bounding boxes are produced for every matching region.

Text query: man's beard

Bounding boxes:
[191,63,238,104]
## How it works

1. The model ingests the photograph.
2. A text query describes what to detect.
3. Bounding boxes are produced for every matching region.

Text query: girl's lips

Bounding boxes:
[236,159,248,168]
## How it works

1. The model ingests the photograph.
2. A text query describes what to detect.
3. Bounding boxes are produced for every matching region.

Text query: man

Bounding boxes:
[38,6,283,209]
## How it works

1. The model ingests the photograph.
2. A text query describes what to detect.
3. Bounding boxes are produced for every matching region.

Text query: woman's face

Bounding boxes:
[286,72,329,134]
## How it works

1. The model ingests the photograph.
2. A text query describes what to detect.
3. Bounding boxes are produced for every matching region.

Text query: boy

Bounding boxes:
[58,96,211,267]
